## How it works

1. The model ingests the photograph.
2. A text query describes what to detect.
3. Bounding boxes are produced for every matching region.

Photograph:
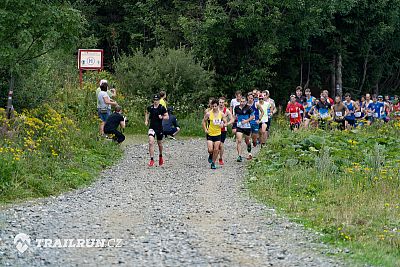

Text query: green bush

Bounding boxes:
[115,47,215,113]
[12,51,78,109]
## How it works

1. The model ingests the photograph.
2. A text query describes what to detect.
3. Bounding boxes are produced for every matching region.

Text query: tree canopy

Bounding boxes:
[2,0,400,108]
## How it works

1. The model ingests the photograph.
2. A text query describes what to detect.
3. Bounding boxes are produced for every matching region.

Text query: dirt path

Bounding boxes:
[0,138,345,266]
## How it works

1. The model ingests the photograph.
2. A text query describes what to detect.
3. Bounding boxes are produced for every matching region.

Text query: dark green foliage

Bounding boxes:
[115,47,214,111]
[69,0,400,102]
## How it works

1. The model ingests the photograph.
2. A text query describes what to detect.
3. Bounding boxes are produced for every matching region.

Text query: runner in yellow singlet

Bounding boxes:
[202,99,227,169]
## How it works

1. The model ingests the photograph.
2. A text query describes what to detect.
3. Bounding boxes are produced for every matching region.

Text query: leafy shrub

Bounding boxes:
[115,47,215,113]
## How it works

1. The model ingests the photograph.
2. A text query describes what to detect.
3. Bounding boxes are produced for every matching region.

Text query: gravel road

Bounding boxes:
[0,138,346,266]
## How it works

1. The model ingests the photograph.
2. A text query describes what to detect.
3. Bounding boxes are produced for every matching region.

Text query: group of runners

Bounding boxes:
[201,89,277,169]
[143,89,276,169]
[285,86,400,131]
[99,79,398,168]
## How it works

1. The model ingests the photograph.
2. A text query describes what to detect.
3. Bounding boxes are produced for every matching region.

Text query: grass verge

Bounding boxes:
[0,108,123,205]
[247,118,400,266]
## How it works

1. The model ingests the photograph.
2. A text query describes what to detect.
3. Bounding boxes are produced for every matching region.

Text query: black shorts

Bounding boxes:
[345,117,356,126]
[232,122,237,129]
[290,122,300,131]
[206,134,221,142]
[163,128,178,137]
[148,129,163,140]
[334,119,345,128]
[236,127,251,136]
[221,131,227,143]
[304,113,312,120]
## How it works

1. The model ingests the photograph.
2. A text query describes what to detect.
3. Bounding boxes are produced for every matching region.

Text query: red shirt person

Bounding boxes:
[286,95,304,131]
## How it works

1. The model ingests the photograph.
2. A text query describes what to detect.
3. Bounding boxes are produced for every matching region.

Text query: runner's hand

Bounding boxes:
[159,115,163,119]
[145,121,148,126]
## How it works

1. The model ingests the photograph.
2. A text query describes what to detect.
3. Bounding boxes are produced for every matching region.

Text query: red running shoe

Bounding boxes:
[148,159,155,167]
[159,157,164,166]
[218,159,224,165]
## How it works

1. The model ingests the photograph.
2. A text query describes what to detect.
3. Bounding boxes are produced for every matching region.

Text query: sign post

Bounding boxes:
[78,49,104,88]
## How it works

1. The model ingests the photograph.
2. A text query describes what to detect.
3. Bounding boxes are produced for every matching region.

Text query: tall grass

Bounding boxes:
[247,118,400,266]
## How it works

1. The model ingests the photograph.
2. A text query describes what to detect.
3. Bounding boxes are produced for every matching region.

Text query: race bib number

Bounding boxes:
[374,113,379,118]
[355,112,362,118]
[367,112,373,117]
[213,119,222,126]
[335,112,343,117]
[307,102,312,107]
[320,113,329,119]
[148,129,155,136]
[238,121,250,129]
[290,113,298,119]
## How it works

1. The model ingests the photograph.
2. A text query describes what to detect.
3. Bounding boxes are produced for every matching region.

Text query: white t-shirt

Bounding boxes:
[98,91,111,110]
[230,99,240,114]
[96,87,113,108]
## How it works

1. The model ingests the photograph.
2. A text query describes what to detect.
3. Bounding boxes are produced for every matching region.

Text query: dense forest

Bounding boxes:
[1,0,400,109]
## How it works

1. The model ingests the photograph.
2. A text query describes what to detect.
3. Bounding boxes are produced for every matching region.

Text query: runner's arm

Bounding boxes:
[226,110,234,126]
[285,105,290,117]
[222,113,228,127]
[144,110,149,126]
[120,116,126,129]
[246,114,255,123]
[271,102,277,115]
[103,95,117,106]
[202,113,210,134]
[257,104,264,123]
[344,106,349,117]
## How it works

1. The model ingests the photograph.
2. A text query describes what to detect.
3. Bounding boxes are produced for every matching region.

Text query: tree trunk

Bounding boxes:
[304,45,311,89]
[336,53,343,98]
[359,53,369,93]
[299,46,303,87]
[331,55,336,97]
[6,72,15,119]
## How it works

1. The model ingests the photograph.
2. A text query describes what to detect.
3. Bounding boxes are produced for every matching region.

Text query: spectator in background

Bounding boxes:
[97,82,118,136]
[163,107,180,140]
[159,90,167,108]
[96,79,116,107]
[104,106,126,144]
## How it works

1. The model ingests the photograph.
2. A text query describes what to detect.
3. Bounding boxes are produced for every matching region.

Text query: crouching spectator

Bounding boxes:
[104,106,126,144]
[163,107,180,140]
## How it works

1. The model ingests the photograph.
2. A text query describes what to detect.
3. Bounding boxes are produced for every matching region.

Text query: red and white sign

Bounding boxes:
[78,49,103,70]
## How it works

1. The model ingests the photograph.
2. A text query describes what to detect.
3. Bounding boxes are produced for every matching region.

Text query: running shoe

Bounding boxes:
[148,159,155,167]
[247,154,253,160]
[218,159,224,165]
[211,162,216,169]
[247,143,252,153]
[168,136,176,140]
[159,157,164,166]
[208,154,213,163]
[236,156,243,162]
